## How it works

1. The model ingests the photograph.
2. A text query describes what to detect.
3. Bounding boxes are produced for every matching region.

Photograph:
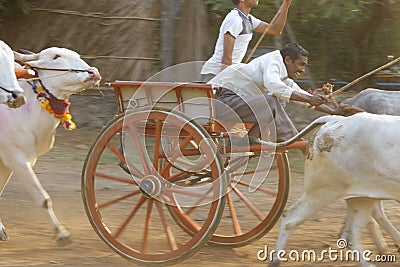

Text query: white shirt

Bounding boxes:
[209,50,311,102]
[201,9,261,76]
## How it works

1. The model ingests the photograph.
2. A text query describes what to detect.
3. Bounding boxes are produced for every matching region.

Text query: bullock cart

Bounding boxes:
[81,81,309,266]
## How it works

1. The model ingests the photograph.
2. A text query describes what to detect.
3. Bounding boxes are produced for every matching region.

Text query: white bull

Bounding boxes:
[342,88,400,115]
[341,88,400,255]
[0,47,101,243]
[0,40,25,108]
[271,113,400,267]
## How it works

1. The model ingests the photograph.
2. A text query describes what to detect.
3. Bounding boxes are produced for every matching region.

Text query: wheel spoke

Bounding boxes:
[142,198,154,253]
[95,171,139,185]
[168,151,289,247]
[98,190,142,209]
[164,169,194,182]
[236,180,278,197]
[106,140,144,178]
[165,182,215,220]
[231,186,264,220]
[155,201,178,251]
[230,166,274,178]
[82,108,226,265]
[166,186,214,200]
[126,124,151,175]
[160,135,192,178]
[152,120,162,171]
[226,192,242,235]
[114,196,146,239]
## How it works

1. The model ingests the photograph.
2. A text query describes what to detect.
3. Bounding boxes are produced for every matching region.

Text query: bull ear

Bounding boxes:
[13,51,40,62]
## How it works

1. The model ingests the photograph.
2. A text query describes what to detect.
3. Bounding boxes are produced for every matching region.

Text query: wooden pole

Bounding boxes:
[327,56,400,98]
[244,3,285,64]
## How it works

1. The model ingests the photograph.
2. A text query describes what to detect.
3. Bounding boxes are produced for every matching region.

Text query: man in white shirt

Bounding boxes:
[209,43,350,143]
[201,0,292,82]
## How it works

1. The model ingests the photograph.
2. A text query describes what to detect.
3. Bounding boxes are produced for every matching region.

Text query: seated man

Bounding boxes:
[209,43,351,143]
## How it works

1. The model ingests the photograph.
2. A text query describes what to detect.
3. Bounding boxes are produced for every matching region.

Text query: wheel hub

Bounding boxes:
[140,175,163,198]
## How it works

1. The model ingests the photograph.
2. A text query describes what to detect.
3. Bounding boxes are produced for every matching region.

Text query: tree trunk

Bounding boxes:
[160,0,176,69]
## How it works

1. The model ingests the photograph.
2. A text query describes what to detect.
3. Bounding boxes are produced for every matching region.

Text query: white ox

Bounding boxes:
[341,88,400,255]
[271,113,400,267]
[0,40,25,108]
[0,47,101,243]
[342,88,400,115]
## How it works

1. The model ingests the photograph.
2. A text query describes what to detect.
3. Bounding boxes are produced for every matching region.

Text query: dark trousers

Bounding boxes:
[214,88,298,142]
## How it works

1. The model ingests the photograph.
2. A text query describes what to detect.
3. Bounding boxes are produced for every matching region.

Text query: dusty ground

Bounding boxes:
[0,89,399,267]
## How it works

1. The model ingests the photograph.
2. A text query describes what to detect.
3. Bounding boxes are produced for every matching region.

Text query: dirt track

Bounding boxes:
[0,92,399,267]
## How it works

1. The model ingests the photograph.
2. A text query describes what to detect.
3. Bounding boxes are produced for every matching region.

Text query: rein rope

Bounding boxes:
[32,66,89,72]
[0,84,16,94]
[307,56,400,111]
[21,66,92,82]
[24,71,72,82]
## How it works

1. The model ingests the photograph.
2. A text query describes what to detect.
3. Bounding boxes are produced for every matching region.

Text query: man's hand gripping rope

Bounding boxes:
[307,83,365,116]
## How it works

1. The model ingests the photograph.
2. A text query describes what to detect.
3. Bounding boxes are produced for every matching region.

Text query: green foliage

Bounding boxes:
[205,0,400,83]
[0,0,33,15]
[205,0,233,12]
[287,0,400,81]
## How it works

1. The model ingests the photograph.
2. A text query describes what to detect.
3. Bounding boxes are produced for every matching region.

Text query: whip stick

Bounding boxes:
[327,56,400,98]
[244,2,285,63]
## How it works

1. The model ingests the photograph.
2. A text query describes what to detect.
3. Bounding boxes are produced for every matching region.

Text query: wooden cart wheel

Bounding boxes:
[168,149,290,247]
[81,107,227,266]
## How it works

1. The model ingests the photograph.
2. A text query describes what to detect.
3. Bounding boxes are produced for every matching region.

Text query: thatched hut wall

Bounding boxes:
[0,0,211,82]
[0,0,159,82]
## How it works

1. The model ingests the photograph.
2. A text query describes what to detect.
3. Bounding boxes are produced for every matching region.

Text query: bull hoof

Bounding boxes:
[0,229,8,241]
[55,227,72,246]
[0,220,8,241]
[56,234,73,246]
[268,260,280,267]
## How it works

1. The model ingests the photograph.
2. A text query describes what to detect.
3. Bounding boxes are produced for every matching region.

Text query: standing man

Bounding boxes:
[201,0,293,82]
[209,43,355,143]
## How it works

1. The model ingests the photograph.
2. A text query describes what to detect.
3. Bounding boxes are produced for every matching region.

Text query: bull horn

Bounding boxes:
[13,51,40,62]
[19,49,35,55]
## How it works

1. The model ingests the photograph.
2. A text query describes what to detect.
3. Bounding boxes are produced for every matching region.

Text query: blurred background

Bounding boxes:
[0,0,399,89]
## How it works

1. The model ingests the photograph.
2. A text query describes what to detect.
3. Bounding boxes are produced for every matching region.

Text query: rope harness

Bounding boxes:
[22,66,93,82]
[0,84,17,95]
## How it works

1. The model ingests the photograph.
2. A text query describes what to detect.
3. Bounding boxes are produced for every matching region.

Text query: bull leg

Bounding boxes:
[0,166,13,241]
[344,198,388,255]
[341,204,353,243]
[345,198,376,267]
[371,200,400,253]
[368,217,388,255]
[269,192,337,267]
[0,219,8,240]
[12,161,71,244]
